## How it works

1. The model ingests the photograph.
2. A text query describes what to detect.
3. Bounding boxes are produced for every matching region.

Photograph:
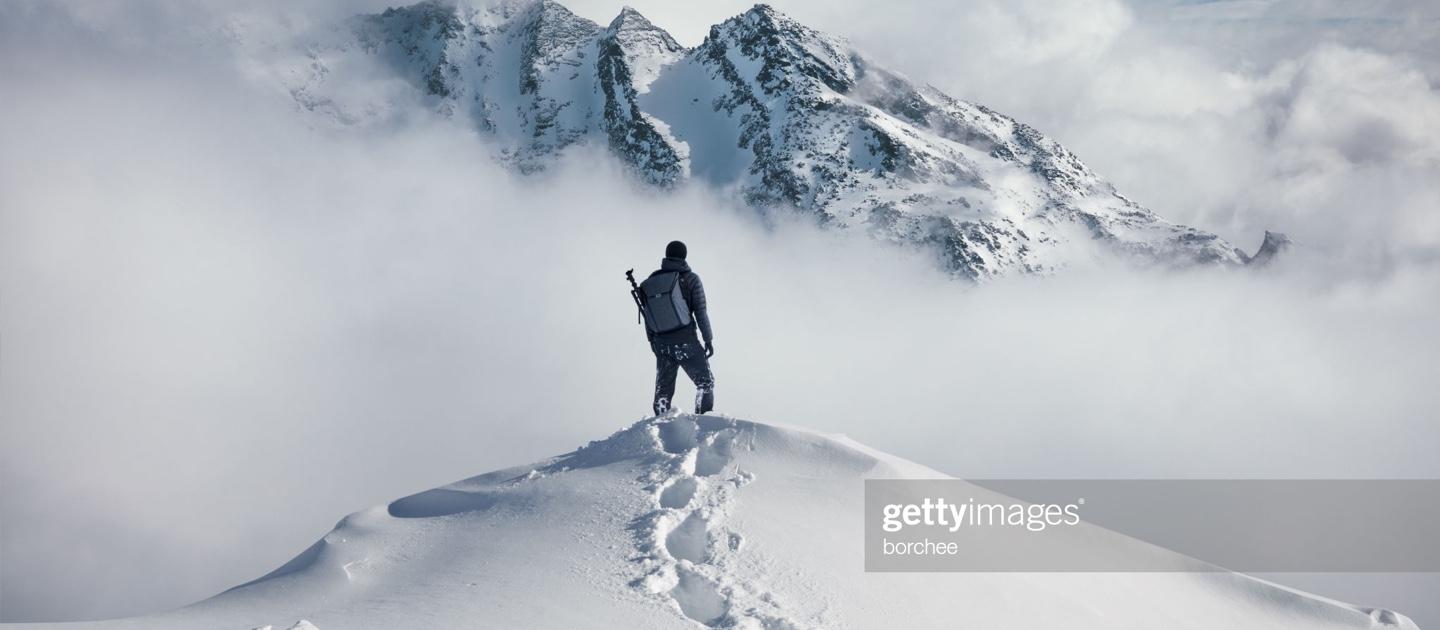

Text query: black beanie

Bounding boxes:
[665,240,687,260]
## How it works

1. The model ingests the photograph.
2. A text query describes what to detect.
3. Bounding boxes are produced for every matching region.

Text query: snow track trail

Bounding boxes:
[15,414,1417,630]
[636,415,811,629]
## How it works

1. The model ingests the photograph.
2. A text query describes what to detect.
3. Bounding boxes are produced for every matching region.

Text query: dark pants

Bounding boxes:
[652,339,714,415]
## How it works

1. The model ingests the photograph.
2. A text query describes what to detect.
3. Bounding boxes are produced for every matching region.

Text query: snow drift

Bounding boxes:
[19,414,1415,629]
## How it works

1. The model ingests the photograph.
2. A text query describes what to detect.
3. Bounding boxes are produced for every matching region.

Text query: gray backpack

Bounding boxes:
[637,272,692,334]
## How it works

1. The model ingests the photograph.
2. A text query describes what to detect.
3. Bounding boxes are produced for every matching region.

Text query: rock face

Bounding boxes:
[597,7,688,186]
[1245,230,1293,267]
[291,0,1274,280]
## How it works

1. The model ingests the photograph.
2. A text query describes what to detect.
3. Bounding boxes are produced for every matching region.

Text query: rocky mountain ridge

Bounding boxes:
[281,0,1277,280]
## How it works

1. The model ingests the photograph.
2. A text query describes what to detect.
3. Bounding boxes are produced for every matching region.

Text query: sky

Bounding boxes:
[2,0,1438,625]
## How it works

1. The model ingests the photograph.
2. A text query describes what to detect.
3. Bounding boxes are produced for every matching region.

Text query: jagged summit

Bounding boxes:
[604,6,683,65]
[705,3,857,94]
[609,6,658,31]
[733,3,807,33]
[39,414,1416,629]
[286,1,1280,280]
[1247,230,1292,267]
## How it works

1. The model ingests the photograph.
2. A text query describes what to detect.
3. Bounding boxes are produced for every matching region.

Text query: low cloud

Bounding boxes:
[780,0,1440,276]
[2,0,1438,623]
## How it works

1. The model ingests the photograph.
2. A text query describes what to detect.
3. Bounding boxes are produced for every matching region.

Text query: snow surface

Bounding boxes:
[13,414,1416,629]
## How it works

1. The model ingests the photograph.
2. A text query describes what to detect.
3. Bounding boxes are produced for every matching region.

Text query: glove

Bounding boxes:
[704,341,715,358]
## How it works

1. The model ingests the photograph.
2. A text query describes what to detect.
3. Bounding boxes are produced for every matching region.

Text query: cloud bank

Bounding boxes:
[2,0,1438,623]
[784,0,1440,276]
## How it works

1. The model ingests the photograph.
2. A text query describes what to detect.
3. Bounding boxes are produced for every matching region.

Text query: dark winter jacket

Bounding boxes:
[647,257,713,345]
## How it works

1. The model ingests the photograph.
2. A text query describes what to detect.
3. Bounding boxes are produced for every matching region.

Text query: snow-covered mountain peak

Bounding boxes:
[477,0,588,24]
[282,1,1282,280]
[608,6,664,34]
[704,3,858,95]
[732,3,809,36]
[602,7,682,70]
[513,0,600,69]
[47,414,1416,629]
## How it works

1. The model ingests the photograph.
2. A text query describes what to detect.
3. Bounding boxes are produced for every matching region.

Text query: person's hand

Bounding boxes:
[705,341,715,358]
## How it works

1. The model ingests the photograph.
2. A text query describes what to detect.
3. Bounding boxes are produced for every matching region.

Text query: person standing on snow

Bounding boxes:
[627,240,715,415]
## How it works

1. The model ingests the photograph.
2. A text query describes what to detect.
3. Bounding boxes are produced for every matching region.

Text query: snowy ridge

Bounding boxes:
[252,0,1279,280]
[24,414,1416,629]
[597,7,689,185]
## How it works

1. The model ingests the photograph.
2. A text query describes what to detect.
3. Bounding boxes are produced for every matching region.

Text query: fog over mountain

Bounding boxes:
[2,0,1438,626]
[250,0,1274,279]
